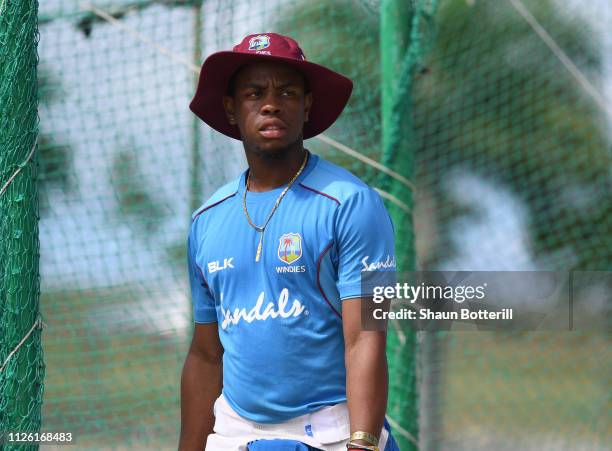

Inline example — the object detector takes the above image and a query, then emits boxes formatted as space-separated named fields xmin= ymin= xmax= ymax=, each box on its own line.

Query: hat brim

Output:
xmin=189 ymin=51 xmax=353 ymax=140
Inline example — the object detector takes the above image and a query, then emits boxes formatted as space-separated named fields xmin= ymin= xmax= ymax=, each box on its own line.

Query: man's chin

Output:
xmin=251 ymin=139 xmax=300 ymax=159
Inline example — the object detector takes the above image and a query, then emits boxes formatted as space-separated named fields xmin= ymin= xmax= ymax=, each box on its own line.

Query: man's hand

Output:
xmin=342 ymin=297 xmax=388 ymax=447
xmin=178 ymin=323 xmax=223 ymax=451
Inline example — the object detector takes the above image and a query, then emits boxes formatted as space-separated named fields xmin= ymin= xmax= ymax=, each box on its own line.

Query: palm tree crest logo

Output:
xmin=248 ymin=35 xmax=270 ymax=51
xmin=278 ymin=233 xmax=302 ymax=264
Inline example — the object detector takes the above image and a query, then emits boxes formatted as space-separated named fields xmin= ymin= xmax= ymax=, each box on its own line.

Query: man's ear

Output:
xmin=304 ymin=92 xmax=313 ymax=123
xmin=223 ymin=96 xmax=236 ymax=125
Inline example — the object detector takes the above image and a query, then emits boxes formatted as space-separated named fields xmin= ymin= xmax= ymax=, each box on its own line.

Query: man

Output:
xmin=179 ymin=33 xmax=399 ymax=451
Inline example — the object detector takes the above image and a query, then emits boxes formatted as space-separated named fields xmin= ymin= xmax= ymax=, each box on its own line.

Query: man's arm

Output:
xmin=178 ymin=322 xmax=223 ymax=451
xmin=343 ymin=298 xmax=388 ymax=447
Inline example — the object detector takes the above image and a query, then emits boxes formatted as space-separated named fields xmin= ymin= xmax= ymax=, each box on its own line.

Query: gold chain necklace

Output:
xmin=243 ymin=151 xmax=309 ymax=262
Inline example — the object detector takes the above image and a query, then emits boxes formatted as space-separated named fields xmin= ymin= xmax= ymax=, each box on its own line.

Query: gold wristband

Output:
xmin=349 ymin=431 xmax=379 ymax=447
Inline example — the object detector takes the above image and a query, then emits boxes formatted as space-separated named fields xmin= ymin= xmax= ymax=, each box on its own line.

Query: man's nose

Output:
xmin=261 ymin=92 xmax=281 ymax=115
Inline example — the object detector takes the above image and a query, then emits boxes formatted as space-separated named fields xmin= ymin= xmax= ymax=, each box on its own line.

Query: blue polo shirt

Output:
xmin=187 ymin=153 xmax=395 ymax=423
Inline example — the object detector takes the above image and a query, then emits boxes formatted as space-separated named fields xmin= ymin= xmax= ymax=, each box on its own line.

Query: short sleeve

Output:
xmin=335 ymin=188 xmax=396 ymax=300
xmin=187 ymin=221 xmax=218 ymax=323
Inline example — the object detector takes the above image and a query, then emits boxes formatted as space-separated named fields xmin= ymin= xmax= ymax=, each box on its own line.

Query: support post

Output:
xmin=0 ymin=0 xmax=44 ymax=448
xmin=380 ymin=1 xmax=418 ymax=449
xmin=190 ymin=0 xmax=203 ymax=215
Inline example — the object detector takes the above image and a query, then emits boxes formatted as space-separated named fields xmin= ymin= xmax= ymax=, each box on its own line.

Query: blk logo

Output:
xmin=208 ymin=258 xmax=234 ymax=274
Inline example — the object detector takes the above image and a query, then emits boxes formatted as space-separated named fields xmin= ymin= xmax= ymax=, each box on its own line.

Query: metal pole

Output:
xmin=190 ymin=0 xmax=203 ymax=215
xmin=419 ymin=331 xmax=446 ymax=451
xmin=380 ymin=1 xmax=418 ymax=450
xmin=187 ymin=0 xmax=203 ymax=329
xmin=0 ymin=0 xmax=44 ymax=446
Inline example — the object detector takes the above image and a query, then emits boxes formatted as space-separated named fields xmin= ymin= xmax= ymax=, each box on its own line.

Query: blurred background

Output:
xmin=16 ymin=0 xmax=612 ymax=449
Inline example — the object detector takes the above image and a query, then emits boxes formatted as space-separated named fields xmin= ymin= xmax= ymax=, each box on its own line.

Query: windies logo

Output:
xmin=278 ymin=233 xmax=302 ymax=264
xmin=248 ymin=35 xmax=270 ymax=51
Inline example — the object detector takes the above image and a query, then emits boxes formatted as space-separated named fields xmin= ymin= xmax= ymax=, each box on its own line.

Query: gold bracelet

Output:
xmin=349 ymin=431 xmax=379 ymax=446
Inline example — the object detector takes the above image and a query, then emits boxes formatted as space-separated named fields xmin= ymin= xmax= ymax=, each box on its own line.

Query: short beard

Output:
xmin=250 ymin=135 xmax=303 ymax=161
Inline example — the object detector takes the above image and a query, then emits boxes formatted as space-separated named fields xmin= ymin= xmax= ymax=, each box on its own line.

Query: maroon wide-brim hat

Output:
xmin=189 ymin=32 xmax=353 ymax=140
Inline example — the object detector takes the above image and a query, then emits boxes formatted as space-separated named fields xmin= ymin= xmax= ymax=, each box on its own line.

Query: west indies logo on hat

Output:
xmin=248 ymin=35 xmax=270 ymax=51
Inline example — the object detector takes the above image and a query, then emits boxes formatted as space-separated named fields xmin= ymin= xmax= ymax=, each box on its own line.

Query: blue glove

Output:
xmin=247 ymin=439 xmax=322 ymax=451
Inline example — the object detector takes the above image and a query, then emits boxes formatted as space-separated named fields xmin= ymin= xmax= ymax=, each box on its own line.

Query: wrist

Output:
xmin=347 ymin=430 xmax=380 ymax=451
xmin=349 ymin=430 xmax=379 ymax=446
xmin=346 ymin=443 xmax=379 ymax=451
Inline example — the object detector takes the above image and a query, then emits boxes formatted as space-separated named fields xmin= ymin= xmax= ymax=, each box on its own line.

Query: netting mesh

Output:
xmin=414 ymin=1 xmax=610 ymax=449
xmin=35 ymin=1 xmax=424 ymax=449
xmin=0 ymin=0 xmax=44 ymax=449
xmin=1 ymin=0 xmax=610 ymax=449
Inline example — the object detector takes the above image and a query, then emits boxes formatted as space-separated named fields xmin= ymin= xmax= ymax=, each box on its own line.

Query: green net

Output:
xmin=0 ymin=0 xmax=44 ymax=449
xmin=2 ymin=0 xmax=609 ymax=449
xmin=34 ymin=1 xmax=425 ymax=449
xmin=413 ymin=1 xmax=611 ymax=449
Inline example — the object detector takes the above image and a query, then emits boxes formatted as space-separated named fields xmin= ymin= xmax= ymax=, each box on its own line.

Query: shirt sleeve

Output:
xmin=335 ymin=188 xmax=396 ymax=300
xmin=187 ymin=221 xmax=218 ymax=323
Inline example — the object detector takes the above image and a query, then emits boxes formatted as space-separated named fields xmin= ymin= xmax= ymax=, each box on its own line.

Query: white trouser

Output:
xmin=205 ymin=394 xmax=389 ymax=451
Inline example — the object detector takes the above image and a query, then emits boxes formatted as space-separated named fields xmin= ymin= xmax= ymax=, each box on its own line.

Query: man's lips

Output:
xmin=259 ymin=128 xmax=287 ymax=138
xmin=258 ymin=121 xmax=287 ymax=139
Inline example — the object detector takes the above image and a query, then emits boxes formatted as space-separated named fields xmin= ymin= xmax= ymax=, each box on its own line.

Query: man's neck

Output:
xmin=245 ymin=144 xmax=308 ymax=192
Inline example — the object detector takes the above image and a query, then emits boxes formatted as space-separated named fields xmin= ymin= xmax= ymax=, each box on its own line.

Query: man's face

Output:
xmin=223 ymin=62 xmax=313 ymax=155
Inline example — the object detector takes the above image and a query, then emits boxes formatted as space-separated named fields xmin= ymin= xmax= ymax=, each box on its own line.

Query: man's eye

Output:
xmin=246 ymin=91 xmax=260 ymax=98
xmin=282 ymin=90 xmax=296 ymax=96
